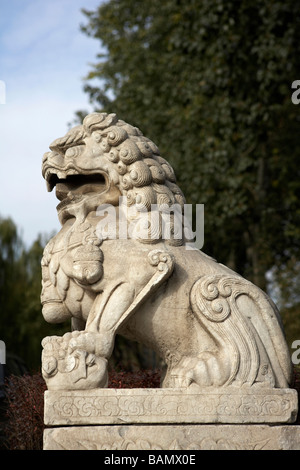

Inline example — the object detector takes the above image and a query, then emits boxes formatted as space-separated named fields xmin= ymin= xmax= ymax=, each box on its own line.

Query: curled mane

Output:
xmin=86 ymin=113 xmax=186 ymax=246
xmin=83 ymin=113 xmax=185 ymax=208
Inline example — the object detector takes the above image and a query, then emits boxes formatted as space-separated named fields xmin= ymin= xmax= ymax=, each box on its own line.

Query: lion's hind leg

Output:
xmin=163 ymin=351 xmax=231 ymax=388
xmin=190 ymin=274 xmax=292 ymax=389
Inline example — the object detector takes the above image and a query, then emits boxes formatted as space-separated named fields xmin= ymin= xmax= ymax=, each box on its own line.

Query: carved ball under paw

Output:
xmin=41 ymin=334 xmax=108 ymax=391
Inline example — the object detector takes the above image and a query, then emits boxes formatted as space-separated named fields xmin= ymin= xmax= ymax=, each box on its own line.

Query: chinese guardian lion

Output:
xmin=41 ymin=112 xmax=292 ymax=391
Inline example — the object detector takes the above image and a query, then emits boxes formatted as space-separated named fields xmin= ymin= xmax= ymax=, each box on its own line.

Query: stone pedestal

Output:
xmin=43 ymin=387 xmax=300 ymax=450
xmin=44 ymin=424 xmax=300 ymax=450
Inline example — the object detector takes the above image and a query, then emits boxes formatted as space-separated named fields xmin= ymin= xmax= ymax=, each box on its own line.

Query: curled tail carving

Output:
xmin=190 ymin=275 xmax=292 ymax=388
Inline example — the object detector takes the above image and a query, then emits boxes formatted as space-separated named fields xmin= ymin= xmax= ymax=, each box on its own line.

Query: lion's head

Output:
xmin=42 ymin=112 xmax=187 ymax=245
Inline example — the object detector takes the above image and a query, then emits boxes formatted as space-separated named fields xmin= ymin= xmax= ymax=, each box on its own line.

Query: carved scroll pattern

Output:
xmin=48 ymin=432 xmax=271 ymax=451
xmin=191 ymin=275 xmax=268 ymax=386
xmin=46 ymin=390 xmax=297 ymax=424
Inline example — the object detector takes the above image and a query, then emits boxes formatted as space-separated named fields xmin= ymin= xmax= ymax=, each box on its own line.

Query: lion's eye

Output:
xmin=65 ymin=148 xmax=76 ymax=158
xmin=65 ymin=146 xmax=84 ymax=158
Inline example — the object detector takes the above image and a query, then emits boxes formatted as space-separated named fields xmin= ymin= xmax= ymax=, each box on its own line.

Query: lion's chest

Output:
xmin=41 ymin=218 xmax=104 ymax=320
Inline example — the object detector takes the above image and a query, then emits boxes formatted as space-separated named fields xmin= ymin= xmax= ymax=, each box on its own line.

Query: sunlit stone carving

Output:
xmin=41 ymin=112 xmax=293 ymax=393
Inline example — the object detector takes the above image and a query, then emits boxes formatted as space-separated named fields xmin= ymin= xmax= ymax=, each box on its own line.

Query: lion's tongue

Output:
xmin=55 ymin=182 xmax=70 ymax=201
xmin=56 ymin=181 xmax=106 ymax=201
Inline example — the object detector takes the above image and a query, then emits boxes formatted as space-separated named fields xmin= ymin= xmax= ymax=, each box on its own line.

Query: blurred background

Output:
xmin=0 ymin=0 xmax=300 ymax=373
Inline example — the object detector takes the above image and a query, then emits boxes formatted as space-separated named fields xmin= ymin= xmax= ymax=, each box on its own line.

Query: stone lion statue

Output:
xmin=41 ymin=112 xmax=292 ymax=391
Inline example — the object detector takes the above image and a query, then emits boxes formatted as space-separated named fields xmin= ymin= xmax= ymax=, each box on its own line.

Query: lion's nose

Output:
xmin=42 ymin=151 xmax=51 ymax=163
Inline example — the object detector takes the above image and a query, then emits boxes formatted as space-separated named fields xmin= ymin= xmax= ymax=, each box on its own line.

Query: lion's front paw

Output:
xmin=67 ymin=330 xmax=114 ymax=359
xmin=67 ymin=330 xmax=98 ymax=355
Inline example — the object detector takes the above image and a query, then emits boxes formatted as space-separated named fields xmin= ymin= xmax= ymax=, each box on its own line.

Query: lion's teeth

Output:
xmin=57 ymin=171 xmax=67 ymax=180
xmin=67 ymin=169 xmax=78 ymax=175
xmin=46 ymin=181 xmax=52 ymax=192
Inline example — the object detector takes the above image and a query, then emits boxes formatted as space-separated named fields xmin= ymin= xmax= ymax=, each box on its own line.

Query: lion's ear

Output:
xmin=83 ymin=112 xmax=118 ymax=133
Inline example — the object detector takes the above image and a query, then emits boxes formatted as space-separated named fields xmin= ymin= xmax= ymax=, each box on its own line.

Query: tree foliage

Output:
xmin=0 ymin=217 xmax=66 ymax=370
xmin=80 ymin=0 xmax=300 ymax=296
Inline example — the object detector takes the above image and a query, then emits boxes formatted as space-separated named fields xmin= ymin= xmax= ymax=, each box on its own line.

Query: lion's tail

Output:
xmin=190 ymin=275 xmax=292 ymax=388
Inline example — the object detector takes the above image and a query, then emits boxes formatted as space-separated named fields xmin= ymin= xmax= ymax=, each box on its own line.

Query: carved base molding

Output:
xmin=43 ymin=423 xmax=300 ymax=450
xmin=44 ymin=388 xmax=299 ymax=450
xmin=44 ymin=387 xmax=298 ymax=426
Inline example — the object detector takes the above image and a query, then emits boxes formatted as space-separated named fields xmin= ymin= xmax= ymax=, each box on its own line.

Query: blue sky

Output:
xmin=0 ymin=0 xmax=103 ymax=247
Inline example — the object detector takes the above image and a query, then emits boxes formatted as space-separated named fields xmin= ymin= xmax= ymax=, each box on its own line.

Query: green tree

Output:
xmin=17 ymin=234 xmax=58 ymax=370
xmin=80 ymin=0 xmax=300 ymax=297
xmin=0 ymin=217 xmax=67 ymax=371
xmin=0 ymin=217 xmax=26 ymax=359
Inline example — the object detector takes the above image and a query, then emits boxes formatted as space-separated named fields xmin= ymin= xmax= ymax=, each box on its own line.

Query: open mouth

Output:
xmin=55 ymin=173 xmax=107 ymax=201
xmin=44 ymin=170 xmax=108 ymax=203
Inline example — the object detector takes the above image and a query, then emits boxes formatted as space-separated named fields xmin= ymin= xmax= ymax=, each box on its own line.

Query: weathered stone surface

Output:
xmin=43 ymin=424 xmax=300 ymax=450
xmin=44 ymin=387 xmax=298 ymax=426
xmin=41 ymin=113 xmax=298 ymax=451
xmin=40 ymin=112 xmax=294 ymax=393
